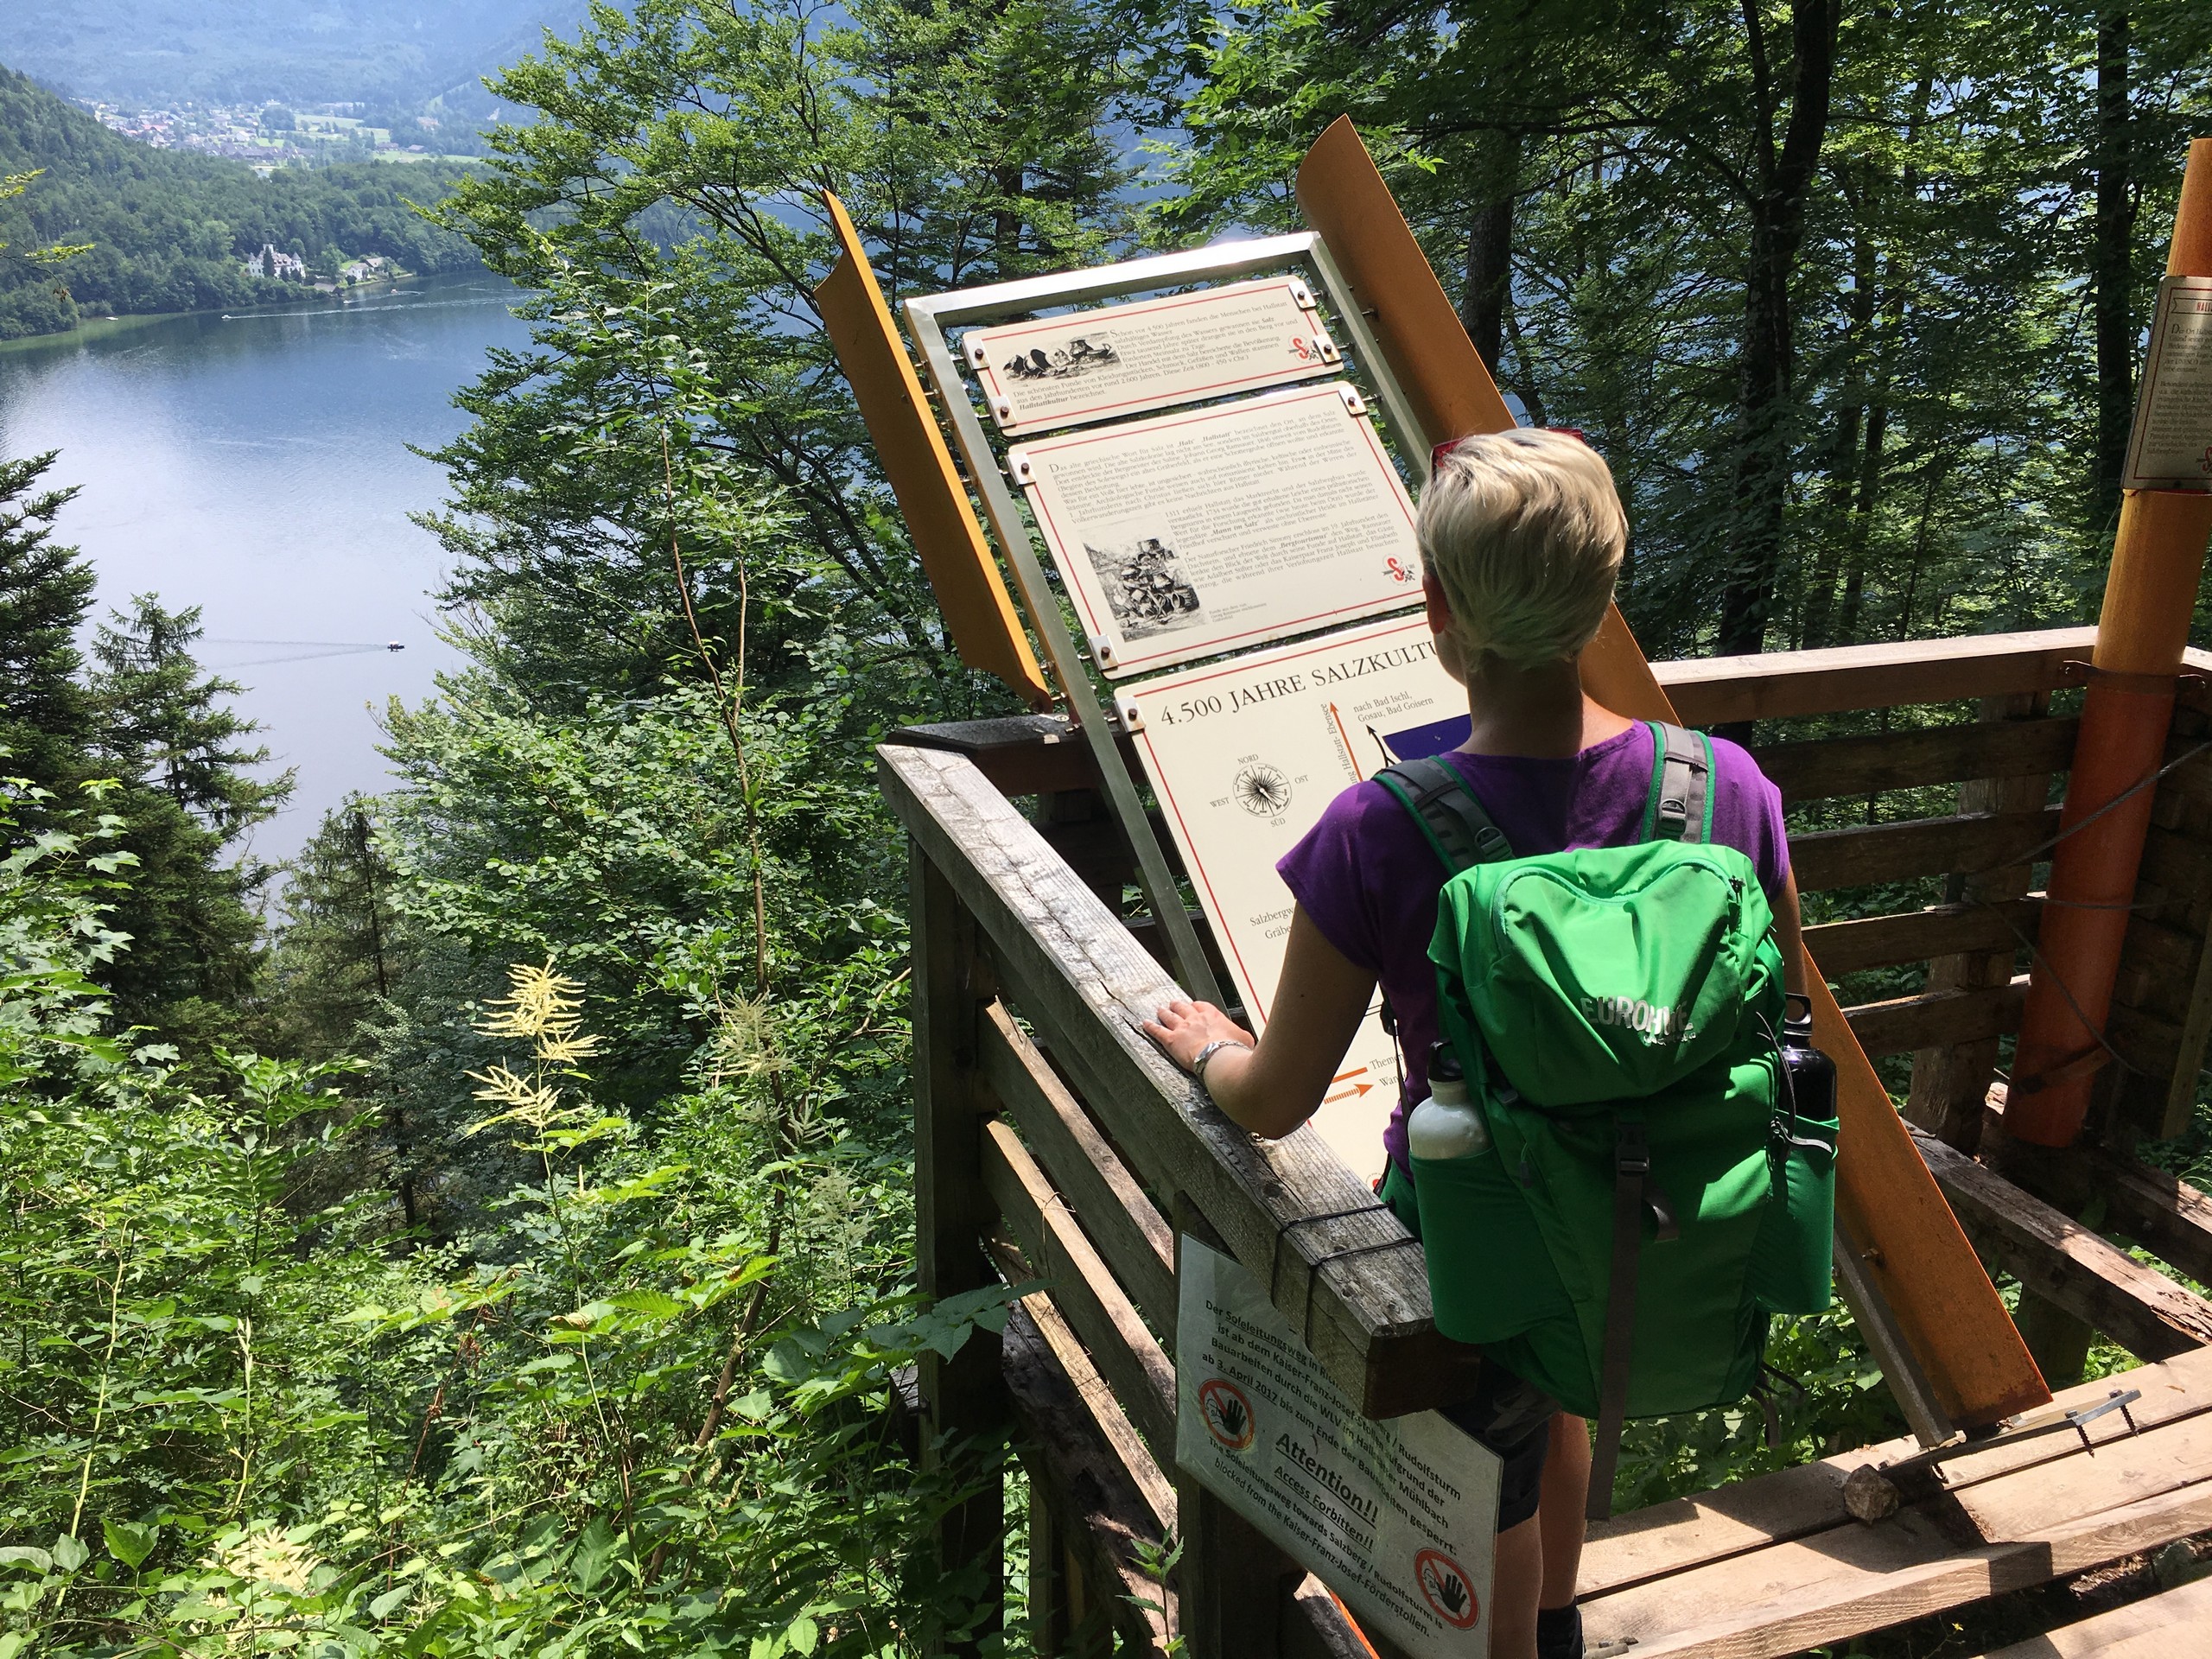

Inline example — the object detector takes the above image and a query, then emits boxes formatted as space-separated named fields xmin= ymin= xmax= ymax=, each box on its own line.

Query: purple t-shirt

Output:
xmin=1276 ymin=722 xmax=1789 ymax=1177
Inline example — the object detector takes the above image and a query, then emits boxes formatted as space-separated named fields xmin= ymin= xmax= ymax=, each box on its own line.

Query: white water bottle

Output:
xmin=1407 ymin=1041 xmax=1491 ymax=1160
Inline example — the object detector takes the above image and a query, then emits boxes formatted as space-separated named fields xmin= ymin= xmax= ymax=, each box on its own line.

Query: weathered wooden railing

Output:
xmin=882 ymin=623 xmax=2212 ymax=1659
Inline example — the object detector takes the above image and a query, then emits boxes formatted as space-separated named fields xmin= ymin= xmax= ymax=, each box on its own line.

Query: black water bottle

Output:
xmin=1779 ymin=993 xmax=1837 ymax=1120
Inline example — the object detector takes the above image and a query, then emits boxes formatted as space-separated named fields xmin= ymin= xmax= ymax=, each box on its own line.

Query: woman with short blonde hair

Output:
xmin=1148 ymin=428 xmax=1802 ymax=1659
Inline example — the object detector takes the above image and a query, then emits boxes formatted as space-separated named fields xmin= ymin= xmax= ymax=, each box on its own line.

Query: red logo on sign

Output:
xmin=1414 ymin=1548 xmax=1480 ymax=1629
xmin=1197 ymin=1378 xmax=1255 ymax=1451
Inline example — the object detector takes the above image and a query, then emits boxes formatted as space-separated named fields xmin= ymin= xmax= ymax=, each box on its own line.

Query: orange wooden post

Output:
xmin=815 ymin=193 xmax=1055 ymax=710
xmin=2009 ymin=139 xmax=2212 ymax=1147
xmin=1295 ymin=116 xmax=2050 ymax=1428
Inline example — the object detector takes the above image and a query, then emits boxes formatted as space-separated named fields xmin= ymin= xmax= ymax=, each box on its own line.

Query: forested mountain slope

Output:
xmin=0 ymin=66 xmax=479 ymax=338
xmin=0 ymin=1 xmax=590 ymax=108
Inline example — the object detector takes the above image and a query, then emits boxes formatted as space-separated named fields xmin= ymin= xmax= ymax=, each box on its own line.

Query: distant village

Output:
xmin=241 ymin=245 xmax=404 ymax=292
xmin=74 ymin=97 xmax=449 ymax=173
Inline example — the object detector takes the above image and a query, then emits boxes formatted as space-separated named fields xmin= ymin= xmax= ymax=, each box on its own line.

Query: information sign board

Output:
xmin=2123 ymin=275 xmax=2212 ymax=492
xmin=965 ymin=276 xmax=1340 ymax=436
xmin=1009 ymin=383 xmax=1424 ymax=679
xmin=1122 ymin=614 xmax=1466 ymax=1176
xmin=1178 ymin=1237 xmax=1499 ymax=1659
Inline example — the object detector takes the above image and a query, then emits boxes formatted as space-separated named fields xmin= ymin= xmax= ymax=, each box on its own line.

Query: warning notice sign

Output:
xmin=1176 ymin=1238 xmax=1500 ymax=1659
xmin=2123 ymin=275 xmax=2212 ymax=492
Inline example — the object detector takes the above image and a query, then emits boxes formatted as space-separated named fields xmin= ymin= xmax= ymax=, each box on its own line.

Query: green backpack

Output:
xmin=1375 ymin=723 xmax=1835 ymax=1517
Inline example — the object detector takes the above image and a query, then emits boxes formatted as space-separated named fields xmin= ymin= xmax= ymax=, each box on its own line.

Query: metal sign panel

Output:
xmin=1121 ymin=613 xmax=1467 ymax=1177
xmin=1178 ymin=1237 xmax=1499 ymax=1659
xmin=1009 ymin=382 xmax=1423 ymax=679
xmin=2123 ymin=275 xmax=2212 ymax=492
xmin=966 ymin=276 xmax=1340 ymax=435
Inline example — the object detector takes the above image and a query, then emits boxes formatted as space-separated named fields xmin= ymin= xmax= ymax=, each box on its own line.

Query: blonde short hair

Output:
xmin=1418 ymin=428 xmax=1626 ymax=669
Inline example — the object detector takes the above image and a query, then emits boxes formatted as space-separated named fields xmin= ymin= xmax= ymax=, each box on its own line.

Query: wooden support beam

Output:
xmin=2077 ymin=1148 xmax=2212 ymax=1287
xmin=1001 ymin=1298 xmax=1173 ymax=1658
xmin=1912 ymin=1128 xmax=2212 ymax=1361
xmin=1751 ymin=714 xmax=2076 ymax=805
xmin=1806 ymin=900 xmax=2040 ymax=976
xmin=982 ymin=1118 xmax=1178 ymax=1453
xmin=1909 ymin=692 xmax=2055 ymax=1154
xmin=881 ymin=743 xmax=1475 ymax=1420
xmin=1790 ymin=809 xmax=2059 ymax=893
xmin=1847 ymin=977 xmax=2026 ymax=1060
xmin=910 ymin=852 xmax=1006 ymax=1651
xmin=979 ymin=1001 xmax=1178 ymax=1334
xmin=1284 ymin=1580 xmax=1383 ymax=1659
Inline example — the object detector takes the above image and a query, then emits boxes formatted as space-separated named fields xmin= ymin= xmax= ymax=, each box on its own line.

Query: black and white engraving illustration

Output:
xmin=1001 ymin=335 xmax=1120 ymax=381
xmin=1086 ymin=535 xmax=1205 ymax=639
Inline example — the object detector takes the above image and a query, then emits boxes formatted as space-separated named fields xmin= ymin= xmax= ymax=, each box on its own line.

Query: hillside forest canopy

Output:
xmin=0 ymin=68 xmax=482 ymax=339
xmin=3 ymin=0 xmax=2212 ymax=1654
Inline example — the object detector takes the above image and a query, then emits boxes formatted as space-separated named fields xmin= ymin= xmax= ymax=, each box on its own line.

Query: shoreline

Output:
xmin=0 ymin=269 xmax=480 ymax=354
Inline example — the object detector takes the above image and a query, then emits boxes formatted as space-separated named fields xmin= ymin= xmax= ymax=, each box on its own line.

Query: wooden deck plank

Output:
xmin=1973 ymin=1574 xmax=2212 ymax=1656
xmin=1581 ymin=1350 xmax=2212 ymax=1658
xmin=1580 ymin=1347 xmax=2212 ymax=1600
xmin=1586 ymin=1481 xmax=2212 ymax=1659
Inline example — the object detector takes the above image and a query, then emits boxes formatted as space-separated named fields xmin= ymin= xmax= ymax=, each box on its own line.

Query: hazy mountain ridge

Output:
xmin=0 ymin=2 xmax=593 ymax=109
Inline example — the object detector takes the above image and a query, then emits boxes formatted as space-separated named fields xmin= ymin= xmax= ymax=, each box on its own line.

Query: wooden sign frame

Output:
xmin=815 ymin=193 xmax=1054 ymax=710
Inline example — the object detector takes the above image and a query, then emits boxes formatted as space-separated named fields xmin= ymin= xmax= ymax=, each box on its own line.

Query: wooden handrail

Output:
xmin=1656 ymin=627 xmax=2098 ymax=724
xmin=880 ymin=741 xmax=1482 ymax=1418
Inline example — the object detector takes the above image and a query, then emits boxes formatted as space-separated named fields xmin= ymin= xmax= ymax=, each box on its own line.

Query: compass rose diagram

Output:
xmin=1234 ymin=762 xmax=1294 ymax=818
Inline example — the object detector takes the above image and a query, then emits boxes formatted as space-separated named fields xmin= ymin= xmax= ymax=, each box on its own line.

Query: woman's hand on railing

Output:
xmin=1144 ymin=999 xmax=1255 ymax=1077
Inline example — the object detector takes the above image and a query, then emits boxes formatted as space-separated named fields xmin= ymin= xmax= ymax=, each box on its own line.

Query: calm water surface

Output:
xmin=0 ymin=274 xmax=535 ymax=860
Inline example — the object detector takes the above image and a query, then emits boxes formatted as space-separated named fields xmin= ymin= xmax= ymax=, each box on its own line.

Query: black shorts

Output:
xmin=1441 ymin=1362 xmax=1555 ymax=1529
xmin=1381 ymin=1160 xmax=1558 ymax=1529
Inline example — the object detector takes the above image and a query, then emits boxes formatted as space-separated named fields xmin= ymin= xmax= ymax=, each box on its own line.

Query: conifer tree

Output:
xmin=0 ymin=449 xmax=95 ymax=807
xmin=86 ymin=594 xmax=293 ymax=1046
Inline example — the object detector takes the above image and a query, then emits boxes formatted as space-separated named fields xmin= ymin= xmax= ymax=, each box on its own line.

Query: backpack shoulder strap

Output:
xmin=1637 ymin=721 xmax=1714 ymax=844
xmin=1373 ymin=756 xmax=1513 ymax=873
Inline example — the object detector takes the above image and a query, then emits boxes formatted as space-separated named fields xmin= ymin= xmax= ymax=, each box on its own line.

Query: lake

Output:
xmin=0 ymin=273 xmax=535 ymax=861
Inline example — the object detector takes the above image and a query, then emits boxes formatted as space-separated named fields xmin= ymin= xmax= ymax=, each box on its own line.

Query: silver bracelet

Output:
xmin=1192 ymin=1039 xmax=1254 ymax=1095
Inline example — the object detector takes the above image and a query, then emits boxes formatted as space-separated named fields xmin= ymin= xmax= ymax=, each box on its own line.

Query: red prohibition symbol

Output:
xmin=1414 ymin=1548 xmax=1480 ymax=1630
xmin=1197 ymin=1377 xmax=1256 ymax=1451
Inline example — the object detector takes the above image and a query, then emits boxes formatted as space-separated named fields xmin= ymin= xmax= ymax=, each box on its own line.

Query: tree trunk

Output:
xmin=2093 ymin=10 xmax=2134 ymax=526
xmin=1461 ymin=132 xmax=1522 ymax=377
xmin=1716 ymin=0 xmax=1841 ymax=657
xmin=1836 ymin=399 xmax=1889 ymax=644
xmin=1801 ymin=196 xmax=1876 ymax=647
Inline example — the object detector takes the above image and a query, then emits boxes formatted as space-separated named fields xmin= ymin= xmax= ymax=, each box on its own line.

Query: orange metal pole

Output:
xmin=2008 ymin=138 xmax=2212 ymax=1147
